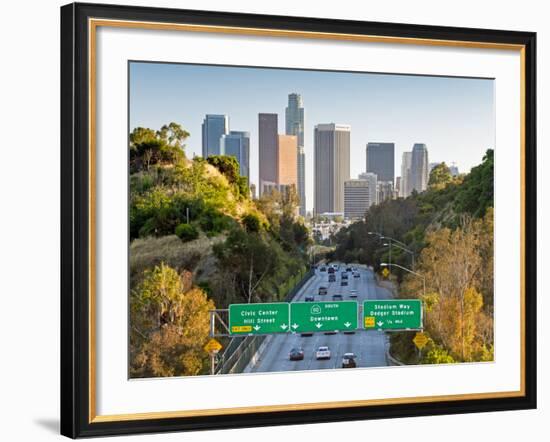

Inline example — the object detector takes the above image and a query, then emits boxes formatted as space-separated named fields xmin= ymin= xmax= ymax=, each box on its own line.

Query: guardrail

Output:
xmin=216 ymin=268 xmax=315 ymax=374
xmin=385 ymin=350 xmax=405 ymax=366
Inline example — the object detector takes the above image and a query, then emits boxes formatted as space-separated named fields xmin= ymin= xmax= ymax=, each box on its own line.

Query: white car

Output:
xmin=316 ymin=346 xmax=331 ymax=360
xmin=349 ymin=289 xmax=358 ymax=298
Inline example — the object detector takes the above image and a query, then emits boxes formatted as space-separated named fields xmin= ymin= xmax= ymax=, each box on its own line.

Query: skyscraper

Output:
xmin=220 ymin=131 xmax=250 ymax=179
xmin=201 ymin=114 xmax=229 ymax=158
xmin=366 ymin=142 xmax=395 ymax=183
xmin=410 ymin=143 xmax=429 ymax=193
xmin=314 ymin=124 xmax=351 ymax=215
xmin=358 ymin=172 xmax=378 ymax=207
xmin=449 ymin=163 xmax=459 ymax=177
xmin=258 ymin=113 xmax=278 ymax=195
xmin=400 ymin=151 xmax=412 ymax=197
xmin=344 ymin=179 xmax=371 ymax=220
xmin=277 ymin=135 xmax=298 ymax=187
xmin=377 ymin=181 xmax=395 ymax=203
xmin=286 ymin=93 xmax=306 ymax=216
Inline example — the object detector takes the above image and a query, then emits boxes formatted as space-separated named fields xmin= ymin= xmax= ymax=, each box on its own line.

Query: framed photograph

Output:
xmin=60 ymin=2 xmax=537 ymax=438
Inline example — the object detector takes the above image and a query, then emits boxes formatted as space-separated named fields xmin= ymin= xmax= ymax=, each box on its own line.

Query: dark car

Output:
xmin=328 ymin=267 xmax=335 ymax=274
xmin=346 ymin=267 xmax=352 ymax=272
xmin=300 ymin=332 xmax=313 ymax=337
xmin=340 ymin=280 xmax=348 ymax=286
xmin=341 ymin=272 xmax=348 ymax=279
xmin=332 ymin=294 xmax=343 ymax=301
xmin=320 ymin=266 xmax=327 ymax=272
xmin=318 ymin=286 xmax=328 ymax=295
xmin=342 ymin=353 xmax=357 ymax=368
xmin=354 ymin=272 xmax=360 ymax=278
xmin=305 ymin=295 xmax=315 ymax=302
xmin=289 ymin=348 xmax=305 ymax=361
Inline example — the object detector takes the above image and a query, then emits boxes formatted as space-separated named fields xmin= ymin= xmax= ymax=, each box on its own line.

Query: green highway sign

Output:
xmin=290 ymin=301 xmax=358 ymax=332
xmin=363 ymin=299 xmax=422 ymax=330
xmin=229 ymin=303 xmax=290 ymax=335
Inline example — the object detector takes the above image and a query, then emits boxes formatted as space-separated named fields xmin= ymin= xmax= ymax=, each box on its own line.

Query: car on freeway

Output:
xmin=341 ymin=271 xmax=348 ymax=278
xmin=300 ymin=332 xmax=313 ymax=337
xmin=328 ymin=267 xmax=335 ymax=274
xmin=346 ymin=267 xmax=352 ymax=272
xmin=332 ymin=294 xmax=343 ymax=301
xmin=315 ymin=346 xmax=331 ymax=360
xmin=320 ymin=266 xmax=327 ymax=272
xmin=342 ymin=353 xmax=357 ymax=368
xmin=328 ymin=274 xmax=336 ymax=282
xmin=318 ymin=286 xmax=328 ymax=295
xmin=289 ymin=348 xmax=305 ymax=361
xmin=354 ymin=272 xmax=360 ymax=278
xmin=340 ymin=279 xmax=348 ymax=286
xmin=305 ymin=295 xmax=315 ymax=302
xmin=349 ymin=289 xmax=358 ymax=298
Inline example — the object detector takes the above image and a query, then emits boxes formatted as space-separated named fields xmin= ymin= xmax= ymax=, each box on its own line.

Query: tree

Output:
xmin=242 ymin=213 xmax=262 ymax=233
xmin=156 ymin=122 xmax=190 ymax=149
xmin=213 ymin=228 xmax=276 ymax=303
xmin=130 ymin=263 xmax=215 ymax=377
xmin=129 ymin=123 xmax=187 ymax=172
xmin=454 ymin=149 xmax=493 ymax=217
xmin=428 ymin=162 xmax=453 ymax=190
xmin=401 ymin=215 xmax=493 ymax=362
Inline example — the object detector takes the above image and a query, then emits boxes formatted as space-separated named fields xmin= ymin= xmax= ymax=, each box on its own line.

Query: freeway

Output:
xmin=245 ymin=264 xmax=393 ymax=373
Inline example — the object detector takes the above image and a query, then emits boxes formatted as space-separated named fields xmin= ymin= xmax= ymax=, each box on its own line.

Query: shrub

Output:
xmin=242 ymin=213 xmax=262 ymax=233
xmin=175 ymin=223 xmax=199 ymax=242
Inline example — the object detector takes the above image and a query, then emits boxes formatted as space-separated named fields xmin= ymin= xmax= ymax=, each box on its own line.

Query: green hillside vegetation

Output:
xmin=330 ymin=150 xmax=494 ymax=364
xmin=129 ymin=123 xmax=310 ymax=377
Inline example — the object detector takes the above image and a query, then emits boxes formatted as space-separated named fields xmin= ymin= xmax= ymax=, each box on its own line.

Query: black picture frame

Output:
xmin=61 ymin=2 xmax=537 ymax=438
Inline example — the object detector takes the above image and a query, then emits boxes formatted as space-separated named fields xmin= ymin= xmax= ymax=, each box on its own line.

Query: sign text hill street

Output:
xmin=290 ymin=301 xmax=358 ymax=333
xmin=363 ymin=299 xmax=422 ymax=330
xmin=229 ymin=303 xmax=290 ymax=335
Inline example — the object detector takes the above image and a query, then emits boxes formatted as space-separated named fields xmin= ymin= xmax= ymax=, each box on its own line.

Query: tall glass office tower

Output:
xmin=410 ymin=143 xmax=429 ymax=193
xmin=220 ymin=131 xmax=250 ymax=179
xmin=201 ymin=114 xmax=229 ymax=158
xmin=285 ymin=93 xmax=306 ymax=215
xmin=366 ymin=142 xmax=395 ymax=183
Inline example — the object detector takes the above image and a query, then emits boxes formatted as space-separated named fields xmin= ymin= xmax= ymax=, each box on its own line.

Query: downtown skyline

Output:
xmin=129 ymin=62 xmax=495 ymax=212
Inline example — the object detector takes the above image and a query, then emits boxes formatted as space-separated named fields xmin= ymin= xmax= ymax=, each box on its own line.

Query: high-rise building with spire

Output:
xmin=285 ymin=93 xmax=306 ymax=215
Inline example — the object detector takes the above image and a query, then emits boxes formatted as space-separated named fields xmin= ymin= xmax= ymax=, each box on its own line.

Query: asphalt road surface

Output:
xmin=246 ymin=264 xmax=393 ymax=373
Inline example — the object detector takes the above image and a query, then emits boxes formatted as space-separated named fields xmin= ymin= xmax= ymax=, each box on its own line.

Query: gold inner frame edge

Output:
xmin=87 ymin=18 xmax=527 ymax=424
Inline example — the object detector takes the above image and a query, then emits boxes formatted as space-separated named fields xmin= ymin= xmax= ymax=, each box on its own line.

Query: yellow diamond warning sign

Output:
xmin=203 ymin=338 xmax=223 ymax=353
xmin=413 ymin=332 xmax=429 ymax=349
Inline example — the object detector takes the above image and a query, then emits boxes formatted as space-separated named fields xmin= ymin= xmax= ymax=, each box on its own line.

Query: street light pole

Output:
xmin=383 ymin=241 xmax=415 ymax=268
xmin=380 ymin=262 xmax=426 ymax=299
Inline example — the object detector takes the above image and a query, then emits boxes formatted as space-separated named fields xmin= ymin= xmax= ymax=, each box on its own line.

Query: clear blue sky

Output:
xmin=130 ymin=61 xmax=494 ymax=211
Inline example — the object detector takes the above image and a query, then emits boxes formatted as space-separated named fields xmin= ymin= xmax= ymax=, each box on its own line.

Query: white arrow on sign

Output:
xmin=315 ymin=322 xmax=322 ymax=329
xmin=377 ymin=321 xmax=384 ymax=327
xmin=253 ymin=325 xmax=261 ymax=331
xmin=344 ymin=322 xmax=351 ymax=328
xmin=291 ymin=323 xmax=299 ymax=330
xmin=280 ymin=324 xmax=288 ymax=330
